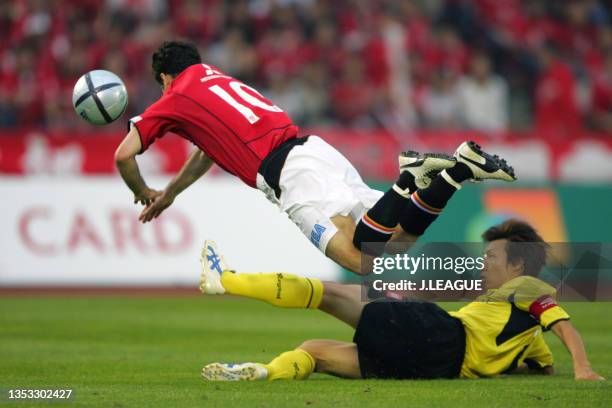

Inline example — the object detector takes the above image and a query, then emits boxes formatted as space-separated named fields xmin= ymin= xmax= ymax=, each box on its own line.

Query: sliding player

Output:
xmin=199 ymin=219 xmax=604 ymax=382
xmin=114 ymin=41 xmax=516 ymax=276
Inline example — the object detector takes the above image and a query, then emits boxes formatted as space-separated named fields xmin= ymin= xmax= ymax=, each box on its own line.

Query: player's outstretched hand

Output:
xmin=139 ymin=191 xmax=175 ymax=223
xmin=134 ymin=188 xmax=162 ymax=206
xmin=575 ymin=366 xmax=605 ymax=381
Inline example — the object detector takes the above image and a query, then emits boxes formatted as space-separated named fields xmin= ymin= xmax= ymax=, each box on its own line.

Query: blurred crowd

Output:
xmin=1 ymin=0 xmax=612 ymax=136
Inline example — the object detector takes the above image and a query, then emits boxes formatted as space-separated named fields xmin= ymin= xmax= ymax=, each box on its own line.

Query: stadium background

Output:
xmin=1 ymin=0 xmax=611 ymax=286
xmin=1 ymin=1 xmax=612 ymax=406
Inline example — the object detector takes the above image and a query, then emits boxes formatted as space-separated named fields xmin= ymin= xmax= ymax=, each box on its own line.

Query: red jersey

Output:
xmin=130 ymin=64 xmax=299 ymax=187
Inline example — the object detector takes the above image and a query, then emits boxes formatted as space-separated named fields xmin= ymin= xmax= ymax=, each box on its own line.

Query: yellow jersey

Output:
xmin=449 ymin=276 xmax=570 ymax=379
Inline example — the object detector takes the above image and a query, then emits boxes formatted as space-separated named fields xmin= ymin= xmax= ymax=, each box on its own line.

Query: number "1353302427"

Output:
xmin=5 ymin=389 xmax=73 ymax=400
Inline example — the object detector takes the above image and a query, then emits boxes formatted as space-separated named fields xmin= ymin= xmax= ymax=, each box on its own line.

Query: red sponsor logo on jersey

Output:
xmin=529 ymin=295 xmax=558 ymax=319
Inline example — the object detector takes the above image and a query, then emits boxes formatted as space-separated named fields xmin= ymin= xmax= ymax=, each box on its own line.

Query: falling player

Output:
xmin=114 ymin=41 xmax=516 ymax=275
xmin=198 ymin=220 xmax=605 ymax=382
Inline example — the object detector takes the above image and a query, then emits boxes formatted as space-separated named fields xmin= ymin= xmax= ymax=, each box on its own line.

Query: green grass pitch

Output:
xmin=1 ymin=296 xmax=611 ymax=407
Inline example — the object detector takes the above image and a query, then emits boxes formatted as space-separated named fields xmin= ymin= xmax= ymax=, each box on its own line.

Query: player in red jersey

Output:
xmin=115 ymin=41 xmax=516 ymax=275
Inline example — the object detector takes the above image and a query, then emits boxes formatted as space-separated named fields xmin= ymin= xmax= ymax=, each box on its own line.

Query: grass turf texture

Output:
xmin=1 ymin=296 xmax=611 ymax=408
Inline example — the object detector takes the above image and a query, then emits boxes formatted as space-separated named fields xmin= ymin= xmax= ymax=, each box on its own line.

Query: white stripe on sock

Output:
xmin=441 ymin=170 xmax=462 ymax=190
xmin=410 ymin=195 xmax=440 ymax=215
xmin=392 ymin=184 xmax=411 ymax=199
xmin=362 ymin=216 xmax=395 ymax=235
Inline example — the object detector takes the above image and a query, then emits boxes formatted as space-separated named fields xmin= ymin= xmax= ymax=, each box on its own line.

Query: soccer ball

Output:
xmin=72 ymin=70 xmax=128 ymax=125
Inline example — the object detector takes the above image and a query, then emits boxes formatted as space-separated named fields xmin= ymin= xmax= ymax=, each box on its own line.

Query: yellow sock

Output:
xmin=264 ymin=349 xmax=315 ymax=380
xmin=220 ymin=271 xmax=323 ymax=309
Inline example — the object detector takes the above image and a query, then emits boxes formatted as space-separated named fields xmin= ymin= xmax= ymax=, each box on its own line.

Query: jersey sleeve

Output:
xmin=129 ymin=94 xmax=178 ymax=153
xmin=512 ymin=277 xmax=570 ymax=330
xmin=523 ymin=331 xmax=554 ymax=368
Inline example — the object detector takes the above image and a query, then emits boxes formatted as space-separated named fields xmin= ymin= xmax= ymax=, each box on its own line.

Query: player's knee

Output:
xmin=297 ymin=340 xmax=322 ymax=362
xmin=298 ymin=340 xmax=359 ymax=377
xmin=325 ymin=235 xmax=365 ymax=275
xmin=297 ymin=340 xmax=332 ymax=369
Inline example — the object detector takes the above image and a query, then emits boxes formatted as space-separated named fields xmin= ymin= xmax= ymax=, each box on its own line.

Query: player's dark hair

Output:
xmin=152 ymin=41 xmax=202 ymax=85
xmin=482 ymin=219 xmax=549 ymax=276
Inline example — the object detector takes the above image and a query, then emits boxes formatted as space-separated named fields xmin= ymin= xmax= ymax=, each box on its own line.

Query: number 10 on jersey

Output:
xmin=202 ymin=67 xmax=283 ymax=124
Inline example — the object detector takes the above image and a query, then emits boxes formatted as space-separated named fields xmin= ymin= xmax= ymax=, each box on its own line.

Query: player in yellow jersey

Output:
xmin=449 ymin=224 xmax=574 ymax=379
xmin=198 ymin=218 xmax=604 ymax=382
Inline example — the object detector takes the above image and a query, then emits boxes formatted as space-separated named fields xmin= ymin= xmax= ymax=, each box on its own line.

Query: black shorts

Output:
xmin=353 ymin=299 xmax=466 ymax=379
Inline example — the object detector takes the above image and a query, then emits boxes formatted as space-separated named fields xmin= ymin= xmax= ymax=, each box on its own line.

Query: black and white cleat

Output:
xmin=454 ymin=141 xmax=516 ymax=182
xmin=399 ymin=151 xmax=457 ymax=189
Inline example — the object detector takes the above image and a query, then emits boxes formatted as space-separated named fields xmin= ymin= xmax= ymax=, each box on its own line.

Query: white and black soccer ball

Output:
xmin=72 ymin=70 xmax=128 ymax=125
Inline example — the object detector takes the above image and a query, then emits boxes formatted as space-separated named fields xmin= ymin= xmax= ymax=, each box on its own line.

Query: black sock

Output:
xmin=399 ymin=199 xmax=439 ymax=236
xmin=398 ymin=165 xmax=468 ymax=236
xmin=447 ymin=162 xmax=472 ymax=183
xmin=416 ymin=162 xmax=471 ymax=208
xmin=353 ymin=179 xmax=411 ymax=256
xmin=396 ymin=171 xmax=417 ymax=193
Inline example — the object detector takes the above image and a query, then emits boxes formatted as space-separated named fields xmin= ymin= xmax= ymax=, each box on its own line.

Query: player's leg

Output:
xmin=398 ymin=141 xmax=516 ymax=238
xmin=383 ymin=228 xmax=419 ymax=255
xmin=341 ymin=166 xmax=419 ymax=254
xmin=323 ymin=214 xmax=364 ymax=274
xmin=201 ymin=339 xmax=360 ymax=381
xmin=352 ymin=152 xmax=456 ymax=257
xmin=286 ymin=204 xmax=367 ymax=275
xmin=352 ymin=142 xmax=516 ymax=252
xmin=200 ymin=241 xmax=367 ymax=327
xmin=201 ymin=348 xmax=314 ymax=381
xmin=318 ymin=281 xmax=366 ymax=328
xmin=397 ymin=161 xmax=472 ymax=238
xmin=272 ymin=135 xmax=366 ymax=272
xmin=273 ymin=136 xmax=429 ymax=273
xmin=298 ymin=339 xmax=361 ymax=378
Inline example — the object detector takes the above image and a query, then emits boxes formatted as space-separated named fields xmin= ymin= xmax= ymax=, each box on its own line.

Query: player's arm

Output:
xmin=510 ymin=331 xmax=555 ymax=376
xmin=115 ymin=127 xmax=161 ymax=205
xmin=165 ymin=148 xmax=213 ymax=198
xmin=138 ymin=147 xmax=213 ymax=223
xmin=509 ymin=363 xmax=554 ymax=376
xmin=551 ymin=320 xmax=605 ymax=381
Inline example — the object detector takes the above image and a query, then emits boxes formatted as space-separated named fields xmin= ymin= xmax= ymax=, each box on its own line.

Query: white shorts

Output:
xmin=257 ymin=136 xmax=384 ymax=254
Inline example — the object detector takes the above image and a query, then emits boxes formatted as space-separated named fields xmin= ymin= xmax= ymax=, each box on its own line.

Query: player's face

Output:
xmin=482 ymin=239 xmax=521 ymax=290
